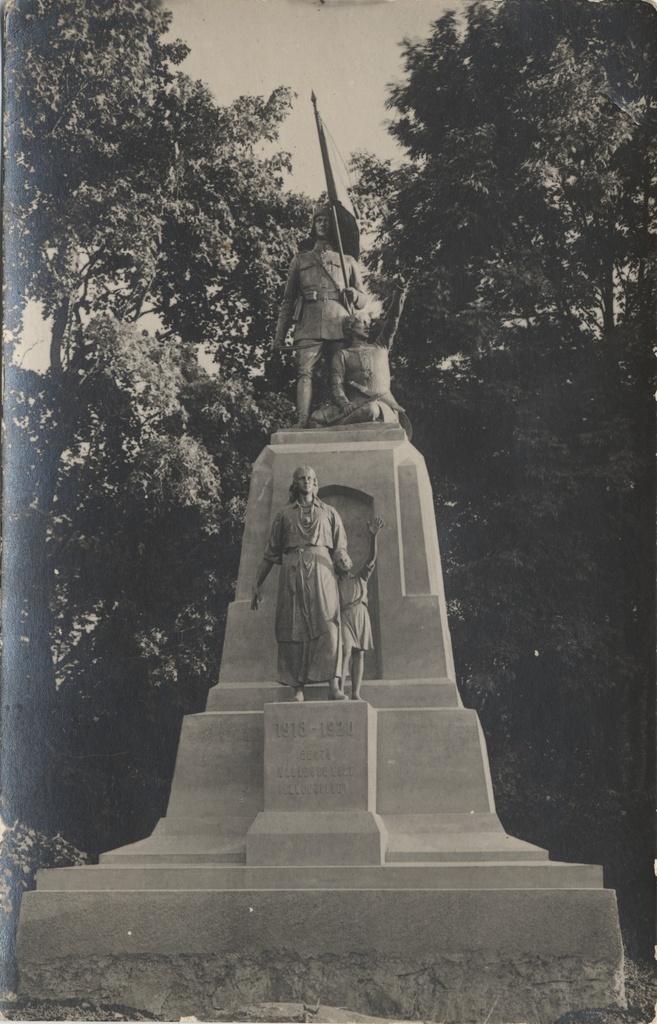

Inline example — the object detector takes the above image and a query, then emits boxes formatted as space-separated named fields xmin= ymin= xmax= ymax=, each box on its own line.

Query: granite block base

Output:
xmin=17 ymin=888 xmax=625 ymax=1024
xmin=246 ymin=811 xmax=387 ymax=865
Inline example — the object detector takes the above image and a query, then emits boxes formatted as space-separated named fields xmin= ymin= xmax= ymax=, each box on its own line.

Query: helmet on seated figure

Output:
xmin=343 ymin=311 xmax=371 ymax=343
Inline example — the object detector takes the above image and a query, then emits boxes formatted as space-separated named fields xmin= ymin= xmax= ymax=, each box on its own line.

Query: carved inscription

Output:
xmin=277 ymin=762 xmax=354 ymax=777
xmin=274 ymin=718 xmax=354 ymax=799
xmin=282 ymin=781 xmax=347 ymax=796
xmin=274 ymin=720 xmax=354 ymax=738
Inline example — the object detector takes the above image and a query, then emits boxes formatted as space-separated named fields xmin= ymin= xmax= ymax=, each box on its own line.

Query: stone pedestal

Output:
xmin=16 ymin=424 xmax=625 ymax=1024
xmin=218 ymin=423 xmax=455 ymax=685
xmin=247 ymin=702 xmax=386 ymax=865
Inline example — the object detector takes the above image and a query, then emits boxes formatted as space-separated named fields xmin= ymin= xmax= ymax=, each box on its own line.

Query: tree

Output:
xmin=352 ymin=0 xmax=655 ymax=956
xmin=4 ymin=1 xmax=306 ymax=371
xmin=2 ymin=0 xmax=302 ymax=849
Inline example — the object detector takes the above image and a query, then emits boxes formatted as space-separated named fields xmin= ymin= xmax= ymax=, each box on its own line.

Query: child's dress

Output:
xmin=338 ymin=561 xmax=375 ymax=650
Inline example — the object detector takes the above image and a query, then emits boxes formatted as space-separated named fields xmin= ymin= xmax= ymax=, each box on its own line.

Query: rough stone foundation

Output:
xmin=19 ymin=951 xmax=625 ymax=1024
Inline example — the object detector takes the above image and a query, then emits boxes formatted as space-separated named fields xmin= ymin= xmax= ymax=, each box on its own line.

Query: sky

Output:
xmin=15 ymin=0 xmax=459 ymax=371
xmin=165 ymin=0 xmax=459 ymax=197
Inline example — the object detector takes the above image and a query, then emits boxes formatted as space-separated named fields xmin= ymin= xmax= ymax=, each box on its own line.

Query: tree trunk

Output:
xmin=2 ymin=358 xmax=75 ymax=832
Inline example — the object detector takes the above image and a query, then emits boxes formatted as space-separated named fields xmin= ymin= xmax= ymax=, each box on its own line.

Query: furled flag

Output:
xmin=311 ymin=92 xmax=361 ymax=262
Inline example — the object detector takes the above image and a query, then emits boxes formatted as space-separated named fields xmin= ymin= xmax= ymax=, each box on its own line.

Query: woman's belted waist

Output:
xmin=283 ymin=544 xmax=328 ymax=554
xmin=282 ymin=546 xmax=335 ymax=579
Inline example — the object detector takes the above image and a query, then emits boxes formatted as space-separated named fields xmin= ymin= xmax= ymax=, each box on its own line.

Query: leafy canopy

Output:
xmin=2 ymin=0 xmax=301 ymax=857
xmin=351 ymin=0 xmax=655 ymax=955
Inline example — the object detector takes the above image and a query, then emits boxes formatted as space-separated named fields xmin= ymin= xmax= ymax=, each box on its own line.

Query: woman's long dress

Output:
xmin=263 ymin=497 xmax=347 ymax=686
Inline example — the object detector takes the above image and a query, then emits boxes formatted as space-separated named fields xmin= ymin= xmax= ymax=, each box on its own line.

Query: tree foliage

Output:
xmin=0 ymin=808 xmax=90 ymax=990
xmin=352 ymin=0 xmax=655 ymax=955
xmin=4 ymin=0 xmax=309 ymax=370
xmin=2 ymin=0 xmax=301 ymax=858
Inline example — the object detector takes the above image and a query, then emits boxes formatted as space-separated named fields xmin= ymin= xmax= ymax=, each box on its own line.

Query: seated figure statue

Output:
xmin=310 ymin=278 xmax=411 ymax=437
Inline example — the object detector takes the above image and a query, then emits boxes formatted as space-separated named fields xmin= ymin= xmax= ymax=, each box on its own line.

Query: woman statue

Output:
xmin=251 ymin=465 xmax=349 ymax=701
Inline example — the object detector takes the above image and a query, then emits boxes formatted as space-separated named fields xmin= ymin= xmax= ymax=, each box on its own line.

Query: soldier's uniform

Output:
xmin=275 ymin=211 xmax=367 ymax=426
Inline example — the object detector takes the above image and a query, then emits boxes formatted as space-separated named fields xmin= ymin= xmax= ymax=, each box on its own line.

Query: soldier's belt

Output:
xmin=302 ymin=291 xmax=340 ymax=302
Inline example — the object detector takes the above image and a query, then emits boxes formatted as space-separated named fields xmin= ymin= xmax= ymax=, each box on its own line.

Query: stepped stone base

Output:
xmin=246 ymin=811 xmax=388 ymax=865
xmin=18 ymin=889 xmax=624 ymax=1024
xmin=35 ymin=860 xmax=604 ymax=890
xmin=17 ymin=689 xmax=626 ymax=1023
xmin=207 ymin=678 xmax=461 ymax=710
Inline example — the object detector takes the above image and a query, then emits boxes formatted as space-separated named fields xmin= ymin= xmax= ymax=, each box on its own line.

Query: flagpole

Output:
xmin=311 ymin=92 xmax=353 ymax=312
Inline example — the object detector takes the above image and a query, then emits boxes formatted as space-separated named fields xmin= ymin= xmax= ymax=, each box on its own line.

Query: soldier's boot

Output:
xmin=295 ymin=375 xmax=313 ymax=428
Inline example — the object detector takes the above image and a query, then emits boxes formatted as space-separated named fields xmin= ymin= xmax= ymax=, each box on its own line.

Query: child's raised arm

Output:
xmin=361 ymin=516 xmax=385 ymax=579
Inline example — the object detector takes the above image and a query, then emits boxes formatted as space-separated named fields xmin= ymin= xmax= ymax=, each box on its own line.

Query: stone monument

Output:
xmin=17 ymin=420 xmax=625 ymax=1023
xmin=16 ymin=108 xmax=625 ymax=1018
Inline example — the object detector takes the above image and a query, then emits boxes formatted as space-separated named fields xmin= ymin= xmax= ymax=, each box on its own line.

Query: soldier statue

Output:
xmin=274 ymin=204 xmax=367 ymax=428
xmin=311 ymin=278 xmax=411 ymax=437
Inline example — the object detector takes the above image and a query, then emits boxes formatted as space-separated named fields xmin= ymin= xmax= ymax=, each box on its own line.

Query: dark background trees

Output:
xmin=2 ymin=0 xmax=302 ymax=859
xmin=352 ymin=0 xmax=655 ymax=960
xmin=1 ymin=0 xmax=654 ymax=993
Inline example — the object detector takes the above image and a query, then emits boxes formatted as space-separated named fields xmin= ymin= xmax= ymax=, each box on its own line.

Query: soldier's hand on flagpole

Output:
xmin=342 ymin=288 xmax=357 ymax=306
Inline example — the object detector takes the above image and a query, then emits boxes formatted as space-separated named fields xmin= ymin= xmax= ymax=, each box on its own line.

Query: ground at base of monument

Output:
xmin=0 ymin=1000 xmax=525 ymax=1024
xmin=0 ymin=996 xmax=160 ymax=1021
xmin=6 ymin=960 xmax=657 ymax=1024
xmin=212 ymin=1002 xmax=413 ymax=1023
xmin=0 ymin=996 xmax=410 ymax=1023
xmin=2 ymin=997 xmax=652 ymax=1024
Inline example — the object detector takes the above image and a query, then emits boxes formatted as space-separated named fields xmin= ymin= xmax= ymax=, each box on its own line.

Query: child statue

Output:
xmin=333 ymin=516 xmax=384 ymax=700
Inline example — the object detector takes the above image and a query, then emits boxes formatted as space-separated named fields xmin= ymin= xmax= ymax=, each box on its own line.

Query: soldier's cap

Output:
xmin=311 ymin=202 xmax=331 ymax=221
